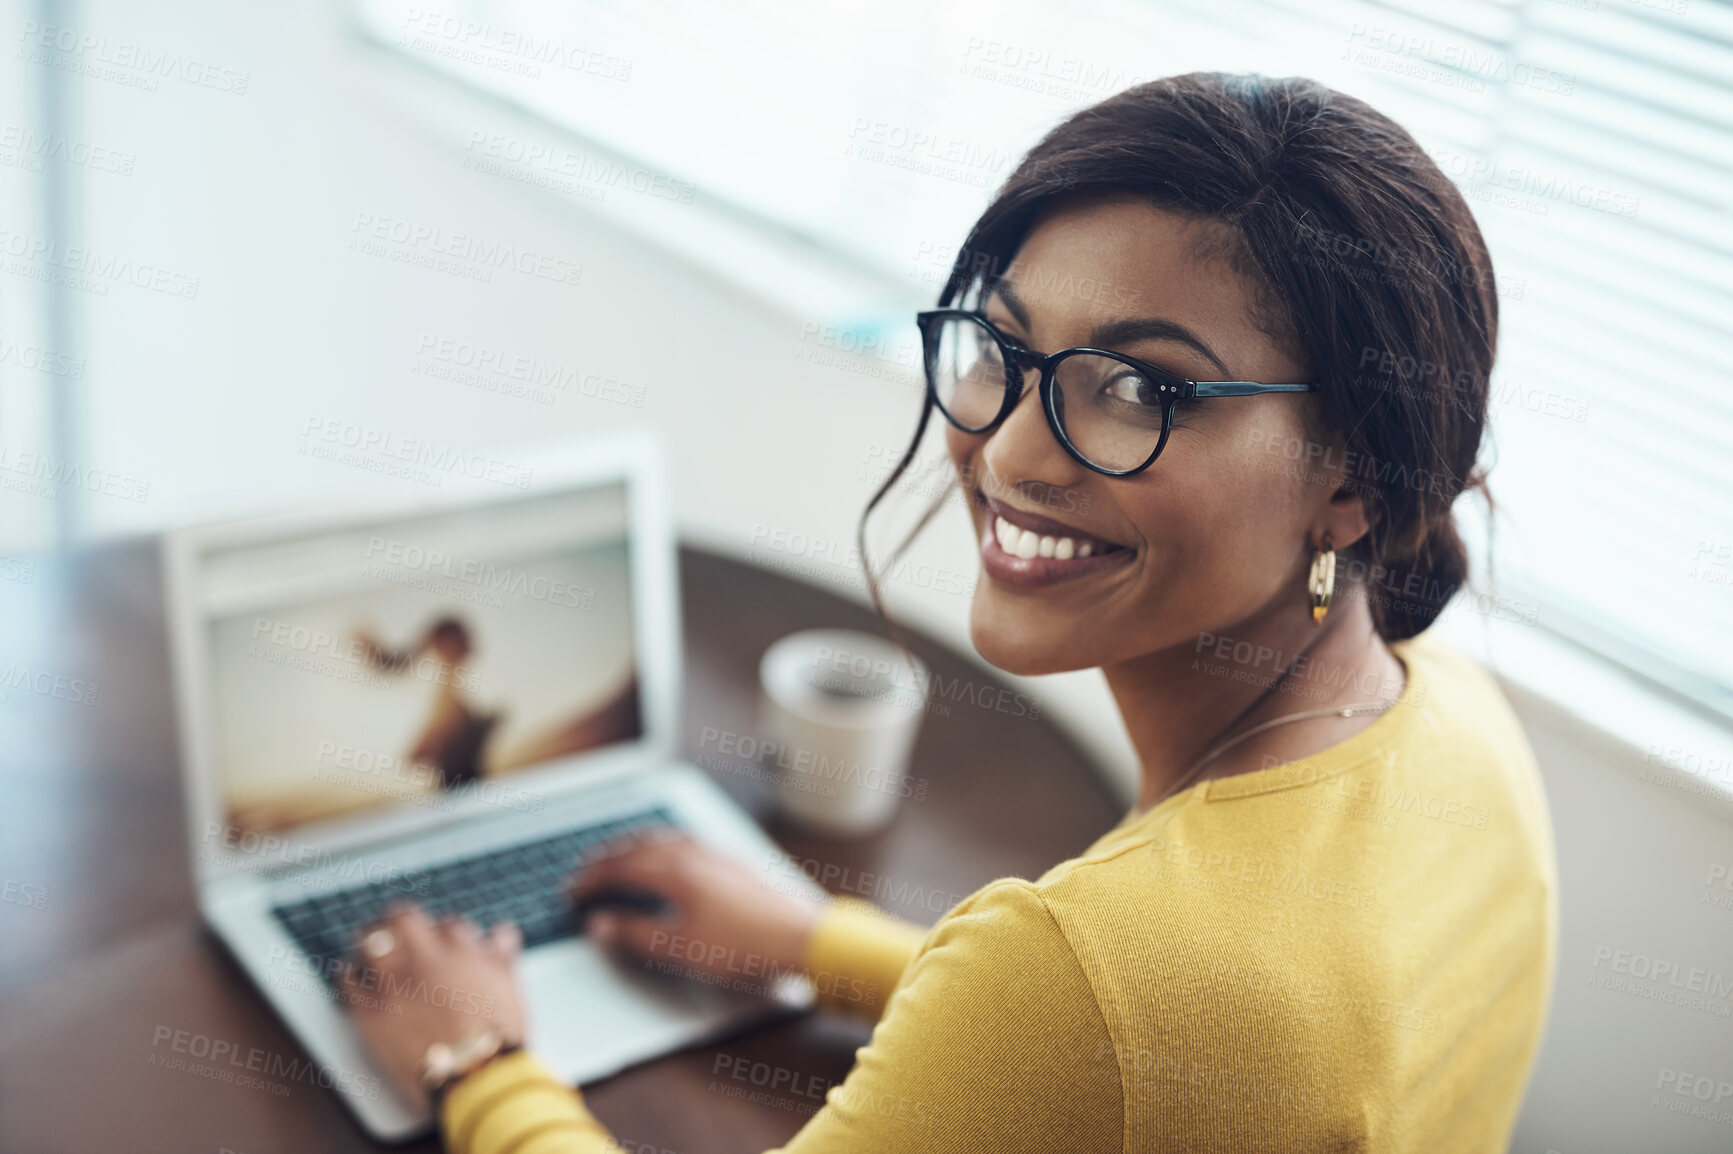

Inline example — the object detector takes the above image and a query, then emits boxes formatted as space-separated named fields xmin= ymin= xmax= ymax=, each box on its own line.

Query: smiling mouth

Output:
xmin=990 ymin=513 xmax=1127 ymax=561
xmin=979 ymin=490 xmax=1129 ymax=563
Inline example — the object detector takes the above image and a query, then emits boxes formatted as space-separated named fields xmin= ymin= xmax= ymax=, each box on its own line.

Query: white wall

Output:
xmin=1505 ymin=679 xmax=1733 ymax=1154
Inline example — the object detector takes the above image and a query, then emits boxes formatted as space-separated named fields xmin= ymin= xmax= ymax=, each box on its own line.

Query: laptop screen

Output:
xmin=195 ymin=482 xmax=641 ymax=837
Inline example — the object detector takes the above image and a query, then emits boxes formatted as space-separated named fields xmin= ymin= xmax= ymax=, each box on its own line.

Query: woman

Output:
xmin=342 ymin=73 xmax=1557 ymax=1151
xmin=356 ymin=616 xmax=500 ymax=791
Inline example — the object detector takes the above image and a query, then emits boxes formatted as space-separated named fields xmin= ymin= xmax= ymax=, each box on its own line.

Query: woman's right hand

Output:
xmin=568 ymin=831 xmax=830 ymax=985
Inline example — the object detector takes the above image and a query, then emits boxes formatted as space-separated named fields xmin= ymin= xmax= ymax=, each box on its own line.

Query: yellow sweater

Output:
xmin=442 ymin=633 xmax=1558 ymax=1152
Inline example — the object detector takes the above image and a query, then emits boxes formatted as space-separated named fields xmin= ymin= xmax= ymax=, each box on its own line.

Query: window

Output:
xmin=359 ymin=0 xmax=1733 ymax=715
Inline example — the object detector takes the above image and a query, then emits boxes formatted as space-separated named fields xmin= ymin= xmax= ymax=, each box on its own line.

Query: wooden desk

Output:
xmin=0 ymin=538 xmax=1120 ymax=1154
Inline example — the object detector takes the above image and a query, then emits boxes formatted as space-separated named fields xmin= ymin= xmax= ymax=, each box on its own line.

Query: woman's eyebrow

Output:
xmin=986 ymin=281 xmax=1232 ymax=378
xmin=985 ymin=280 xmax=1034 ymax=330
xmin=1091 ymin=316 xmax=1232 ymax=378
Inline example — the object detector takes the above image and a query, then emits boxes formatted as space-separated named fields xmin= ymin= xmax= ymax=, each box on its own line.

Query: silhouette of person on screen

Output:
xmin=354 ymin=616 xmax=500 ymax=792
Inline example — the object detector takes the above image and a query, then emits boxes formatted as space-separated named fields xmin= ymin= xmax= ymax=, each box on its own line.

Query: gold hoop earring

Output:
xmin=1308 ymin=535 xmax=1336 ymax=625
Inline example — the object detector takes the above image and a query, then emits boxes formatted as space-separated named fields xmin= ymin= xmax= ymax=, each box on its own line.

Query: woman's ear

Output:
xmin=1318 ymin=481 xmax=1373 ymax=553
xmin=1299 ymin=422 xmax=1374 ymax=553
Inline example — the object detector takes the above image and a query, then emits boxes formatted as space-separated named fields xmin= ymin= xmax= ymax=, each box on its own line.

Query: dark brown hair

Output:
xmin=860 ymin=72 xmax=1496 ymax=646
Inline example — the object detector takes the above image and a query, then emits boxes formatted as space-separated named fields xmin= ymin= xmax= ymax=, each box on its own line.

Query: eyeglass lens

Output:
xmin=926 ymin=313 xmax=1167 ymax=472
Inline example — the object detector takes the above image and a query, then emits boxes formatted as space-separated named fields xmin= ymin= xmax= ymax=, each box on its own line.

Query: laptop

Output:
xmin=163 ymin=428 xmax=822 ymax=1141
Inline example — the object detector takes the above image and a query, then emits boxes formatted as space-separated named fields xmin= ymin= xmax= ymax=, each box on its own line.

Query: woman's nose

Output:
xmin=979 ymin=368 xmax=1086 ymax=486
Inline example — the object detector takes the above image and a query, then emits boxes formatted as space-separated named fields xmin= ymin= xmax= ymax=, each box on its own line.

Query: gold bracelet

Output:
xmin=418 ymin=1029 xmax=518 ymax=1101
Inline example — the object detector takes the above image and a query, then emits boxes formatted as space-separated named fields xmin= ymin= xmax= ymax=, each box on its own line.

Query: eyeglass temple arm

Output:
xmin=1187 ymin=381 xmax=1320 ymax=398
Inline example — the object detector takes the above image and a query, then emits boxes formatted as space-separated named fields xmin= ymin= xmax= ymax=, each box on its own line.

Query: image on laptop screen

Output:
xmin=195 ymin=483 xmax=641 ymax=837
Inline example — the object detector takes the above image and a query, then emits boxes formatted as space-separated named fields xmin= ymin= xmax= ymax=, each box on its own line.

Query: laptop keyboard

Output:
xmin=271 ymin=805 xmax=677 ymax=981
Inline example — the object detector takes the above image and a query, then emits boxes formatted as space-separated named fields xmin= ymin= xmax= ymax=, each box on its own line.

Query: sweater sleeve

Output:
xmin=440 ymin=1050 xmax=623 ymax=1154
xmin=798 ymin=895 xmax=929 ymax=1020
xmin=441 ymin=882 xmax=1118 ymax=1154
xmin=766 ymin=880 xmax=1120 ymax=1152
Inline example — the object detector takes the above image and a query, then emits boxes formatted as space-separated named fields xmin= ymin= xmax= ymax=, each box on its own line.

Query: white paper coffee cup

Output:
xmin=755 ymin=629 xmax=928 ymax=838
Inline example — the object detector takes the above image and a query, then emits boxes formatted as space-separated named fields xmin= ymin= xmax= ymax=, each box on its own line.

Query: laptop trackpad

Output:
xmin=519 ymin=937 xmax=754 ymax=1084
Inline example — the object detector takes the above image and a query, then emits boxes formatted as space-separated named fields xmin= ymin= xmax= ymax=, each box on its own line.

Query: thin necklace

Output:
xmin=1144 ymin=637 xmax=1400 ymax=811
xmin=1165 ymin=700 xmax=1396 ymax=799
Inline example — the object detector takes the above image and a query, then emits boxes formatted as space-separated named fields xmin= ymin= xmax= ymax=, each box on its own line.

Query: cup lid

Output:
xmin=759 ymin=628 xmax=928 ymax=729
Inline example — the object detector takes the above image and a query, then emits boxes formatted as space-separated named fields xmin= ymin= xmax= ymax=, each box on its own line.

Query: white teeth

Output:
xmin=993 ymin=514 xmax=1109 ymax=563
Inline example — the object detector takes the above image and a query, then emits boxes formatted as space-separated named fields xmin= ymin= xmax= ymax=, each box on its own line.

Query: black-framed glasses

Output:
xmin=916 ymin=308 xmax=1320 ymax=477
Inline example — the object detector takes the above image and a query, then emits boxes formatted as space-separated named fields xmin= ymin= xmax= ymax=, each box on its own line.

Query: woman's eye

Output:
xmin=1104 ymin=370 xmax=1162 ymax=408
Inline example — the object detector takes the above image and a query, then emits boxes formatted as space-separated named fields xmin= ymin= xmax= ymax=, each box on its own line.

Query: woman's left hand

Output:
xmin=340 ymin=904 xmax=528 ymax=1105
